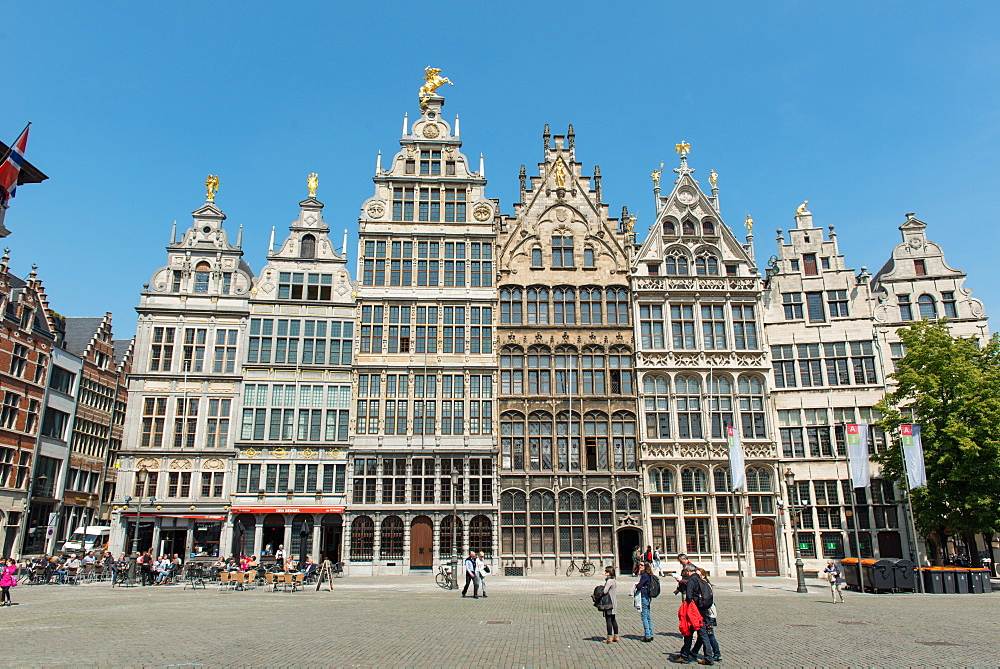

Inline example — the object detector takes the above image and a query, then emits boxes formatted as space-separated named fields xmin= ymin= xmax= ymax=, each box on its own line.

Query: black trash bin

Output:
xmin=922 ymin=568 xmax=945 ymax=593
xmin=954 ymin=569 xmax=970 ymax=594
xmin=841 ymin=558 xmax=860 ymax=590
xmin=893 ymin=559 xmax=916 ymax=591
xmin=870 ymin=559 xmax=896 ymax=591
xmin=941 ymin=569 xmax=957 ymax=593
xmin=968 ymin=568 xmax=988 ymax=594
xmin=859 ymin=559 xmax=878 ymax=592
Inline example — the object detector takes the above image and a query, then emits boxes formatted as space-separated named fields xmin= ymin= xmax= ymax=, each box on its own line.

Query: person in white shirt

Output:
xmin=475 ymin=552 xmax=490 ymax=598
xmin=82 ymin=551 xmax=97 ymax=565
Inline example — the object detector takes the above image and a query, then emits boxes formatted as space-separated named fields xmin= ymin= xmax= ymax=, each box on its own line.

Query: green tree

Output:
xmin=874 ymin=321 xmax=1000 ymax=567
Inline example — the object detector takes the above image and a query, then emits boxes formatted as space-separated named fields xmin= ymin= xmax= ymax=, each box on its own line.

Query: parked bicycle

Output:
xmin=435 ymin=563 xmax=456 ymax=589
xmin=565 ymin=557 xmax=595 ymax=577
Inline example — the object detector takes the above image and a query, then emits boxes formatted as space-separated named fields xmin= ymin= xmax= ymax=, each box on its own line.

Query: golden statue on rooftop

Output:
xmin=625 ymin=215 xmax=636 ymax=234
xmin=205 ymin=175 xmax=219 ymax=202
xmin=419 ymin=67 xmax=453 ymax=110
xmin=675 ymin=141 xmax=691 ymax=157
xmin=307 ymin=173 xmax=319 ymax=198
xmin=553 ymin=162 xmax=568 ymax=189
xmin=796 ymin=200 xmax=810 ymax=216
xmin=650 ymin=168 xmax=661 ymax=185
xmin=745 ymin=214 xmax=754 ymax=235
xmin=709 ymin=170 xmax=718 ymax=188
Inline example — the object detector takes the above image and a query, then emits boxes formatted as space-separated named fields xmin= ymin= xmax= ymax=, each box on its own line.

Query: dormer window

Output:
xmin=695 ymin=253 xmax=719 ymax=276
xmin=420 ymin=150 xmax=441 ymax=175
xmin=300 ymin=234 xmax=316 ymax=259
xmin=803 ymin=253 xmax=818 ymax=276
xmin=682 ymin=220 xmax=696 ymax=236
xmin=19 ymin=307 xmax=32 ymax=330
xmin=194 ymin=262 xmax=211 ymax=293
xmin=663 ymin=220 xmax=676 ymax=236
xmin=914 ymin=259 xmax=926 ymax=276
xmin=702 ymin=220 xmax=716 ymax=236
xmin=665 ymin=251 xmax=689 ymax=276
xmin=647 ymin=264 xmax=659 ymax=276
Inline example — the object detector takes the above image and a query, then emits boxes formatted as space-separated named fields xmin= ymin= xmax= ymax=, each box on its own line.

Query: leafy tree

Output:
xmin=874 ymin=321 xmax=1000 ymax=567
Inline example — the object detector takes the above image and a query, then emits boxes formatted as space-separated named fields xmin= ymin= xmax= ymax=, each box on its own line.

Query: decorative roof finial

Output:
xmin=675 ymin=140 xmax=691 ymax=158
xmin=419 ymin=67 xmax=452 ymax=111
xmin=205 ymin=175 xmax=219 ymax=202
xmin=307 ymin=173 xmax=319 ymax=198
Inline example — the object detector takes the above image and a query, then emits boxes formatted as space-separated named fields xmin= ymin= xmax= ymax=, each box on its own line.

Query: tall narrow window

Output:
xmin=802 ymin=253 xmax=818 ymax=276
xmin=898 ymin=294 xmax=913 ymax=321
xmin=552 ymin=236 xmax=574 ymax=267
xmin=941 ymin=291 xmax=957 ymax=318
xmin=194 ymin=262 xmax=211 ymax=293
xmin=806 ymin=292 xmax=825 ymax=322
xmin=913 ymin=259 xmax=926 ymax=276
xmin=644 ymin=376 xmax=670 ymax=438
xmin=917 ymin=294 xmax=937 ymax=319
xmin=300 ymin=234 xmax=316 ymax=259
xmin=782 ymin=293 xmax=803 ymax=320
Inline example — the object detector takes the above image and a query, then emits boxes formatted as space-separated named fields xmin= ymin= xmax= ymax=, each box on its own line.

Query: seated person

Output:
xmin=301 ymin=558 xmax=317 ymax=576
xmin=283 ymin=558 xmax=298 ymax=572
xmin=212 ymin=557 xmax=226 ymax=570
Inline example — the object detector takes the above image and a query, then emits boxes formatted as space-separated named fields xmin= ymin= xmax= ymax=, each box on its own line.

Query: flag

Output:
xmin=726 ymin=425 xmax=746 ymax=491
xmin=901 ymin=424 xmax=928 ymax=489
xmin=846 ymin=423 xmax=871 ymax=489
xmin=0 ymin=123 xmax=30 ymax=206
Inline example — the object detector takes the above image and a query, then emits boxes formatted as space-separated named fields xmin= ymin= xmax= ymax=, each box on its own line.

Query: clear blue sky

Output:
xmin=7 ymin=1 xmax=999 ymax=337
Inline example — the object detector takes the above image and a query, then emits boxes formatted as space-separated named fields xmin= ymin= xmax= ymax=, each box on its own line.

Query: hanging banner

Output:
xmin=846 ymin=424 xmax=871 ymax=489
xmin=900 ymin=424 xmax=928 ymax=489
xmin=726 ymin=425 xmax=746 ymax=491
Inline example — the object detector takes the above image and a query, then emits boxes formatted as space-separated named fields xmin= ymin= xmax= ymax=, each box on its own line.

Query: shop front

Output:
xmin=115 ymin=511 xmax=227 ymax=560
xmin=228 ymin=506 xmax=345 ymax=563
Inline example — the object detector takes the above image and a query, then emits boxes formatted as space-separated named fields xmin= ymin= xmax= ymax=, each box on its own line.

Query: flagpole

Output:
xmin=898 ymin=425 xmax=924 ymax=593
xmin=0 ymin=122 xmax=31 ymax=164
xmin=842 ymin=443 xmax=867 ymax=593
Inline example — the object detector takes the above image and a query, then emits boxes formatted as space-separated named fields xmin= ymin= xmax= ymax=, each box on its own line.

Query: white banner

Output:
xmin=846 ymin=424 xmax=871 ymax=489
xmin=901 ymin=424 xmax=928 ymax=489
xmin=727 ymin=425 xmax=746 ymax=491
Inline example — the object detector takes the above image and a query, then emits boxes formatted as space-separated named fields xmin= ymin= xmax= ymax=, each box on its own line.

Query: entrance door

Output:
xmin=410 ymin=516 xmax=433 ymax=569
xmin=321 ymin=515 xmax=342 ymax=563
xmin=878 ymin=531 xmax=903 ymax=558
xmin=750 ymin=518 xmax=779 ymax=575
xmin=159 ymin=529 xmax=187 ymax=558
xmin=616 ymin=528 xmax=641 ymax=574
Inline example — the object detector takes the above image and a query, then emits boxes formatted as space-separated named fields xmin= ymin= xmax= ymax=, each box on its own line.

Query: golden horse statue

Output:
xmin=419 ymin=67 xmax=453 ymax=110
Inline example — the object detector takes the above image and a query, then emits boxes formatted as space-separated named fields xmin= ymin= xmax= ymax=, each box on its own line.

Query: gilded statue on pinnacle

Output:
xmin=205 ymin=175 xmax=219 ymax=201
xmin=745 ymin=214 xmax=754 ymax=235
xmin=709 ymin=170 xmax=718 ymax=188
xmin=419 ymin=67 xmax=453 ymax=110
xmin=675 ymin=141 xmax=691 ymax=157
xmin=796 ymin=200 xmax=810 ymax=216
xmin=307 ymin=173 xmax=319 ymax=198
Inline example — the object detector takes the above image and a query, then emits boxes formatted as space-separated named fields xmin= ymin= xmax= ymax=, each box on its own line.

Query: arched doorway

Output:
xmin=291 ymin=514 xmax=314 ymax=565
xmin=261 ymin=513 xmax=285 ymax=556
xmin=410 ymin=516 xmax=433 ymax=569
xmin=232 ymin=514 xmax=256 ymax=557
xmin=617 ymin=527 xmax=642 ymax=574
xmin=750 ymin=518 xmax=779 ymax=575
xmin=321 ymin=514 xmax=342 ymax=563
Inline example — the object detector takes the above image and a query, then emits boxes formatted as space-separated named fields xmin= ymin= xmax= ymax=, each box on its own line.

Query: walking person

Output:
xmin=670 ymin=564 xmax=716 ymax=664
xmin=0 ymin=558 xmax=18 ymax=606
xmin=476 ymin=552 xmax=490 ymax=598
xmin=636 ymin=561 xmax=657 ymax=642
xmin=461 ymin=550 xmax=480 ymax=598
xmin=691 ymin=597 xmax=721 ymax=663
xmin=653 ymin=546 xmax=662 ymax=577
xmin=601 ymin=566 xmax=620 ymax=643
xmin=631 ymin=545 xmax=642 ymax=576
xmin=824 ymin=560 xmax=845 ymax=603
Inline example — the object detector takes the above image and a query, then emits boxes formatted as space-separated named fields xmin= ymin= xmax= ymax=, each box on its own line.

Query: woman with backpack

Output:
xmin=600 ymin=565 xmax=619 ymax=643
xmin=823 ymin=560 xmax=844 ymax=603
xmin=636 ymin=561 xmax=658 ymax=642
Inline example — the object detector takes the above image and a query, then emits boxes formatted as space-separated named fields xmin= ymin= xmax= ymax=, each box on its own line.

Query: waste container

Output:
xmin=921 ymin=567 xmax=945 ymax=593
xmin=967 ymin=568 xmax=988 ymax=594
xmin=841 ymin=558 xmax=860 ymax=590
xmin=892 ymin=559 xmax=916 ymax=591
xmin=858 ymin=558 xmax=878 ymax=592
xmin=871 ymin=559 xmax=897 ymax=591
xmin=940 ymin=569 xmax=957 ymax=593
xmin=953 ymin=568 xmax=970 ymax=594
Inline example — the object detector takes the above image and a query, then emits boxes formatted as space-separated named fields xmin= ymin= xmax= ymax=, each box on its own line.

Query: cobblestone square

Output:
xmin=1 ymin=574 xmax=996 ymax=667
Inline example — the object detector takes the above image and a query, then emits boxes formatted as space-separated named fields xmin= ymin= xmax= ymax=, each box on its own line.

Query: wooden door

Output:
xmin=750 ymin=518 xmax=779 ymax=575
xmin=410 ymin=516 xmax=433 ymax=568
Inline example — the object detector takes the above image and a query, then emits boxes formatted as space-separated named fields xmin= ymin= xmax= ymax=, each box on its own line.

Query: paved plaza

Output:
xmin=1 ymin=573 xmax=996 ymax=667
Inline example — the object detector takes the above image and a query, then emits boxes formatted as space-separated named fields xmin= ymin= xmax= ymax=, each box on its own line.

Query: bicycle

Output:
xmin=435 ymin=563 xmax=456 ymax=589
xmin=565 ymin=557 xmax=596 ymax=577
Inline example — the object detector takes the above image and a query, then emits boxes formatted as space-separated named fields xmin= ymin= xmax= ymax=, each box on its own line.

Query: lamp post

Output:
xmin=129 ymin=468 xmax=150 ymax=556
xmin=784 ymin=467 xmax=808 ymax=594
xmin=450 ymin=468 xmax=459 ymax=590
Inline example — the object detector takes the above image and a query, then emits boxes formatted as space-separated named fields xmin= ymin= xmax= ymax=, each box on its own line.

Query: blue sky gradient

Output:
xmin=7 ymin=1 xmax=999 ymax=336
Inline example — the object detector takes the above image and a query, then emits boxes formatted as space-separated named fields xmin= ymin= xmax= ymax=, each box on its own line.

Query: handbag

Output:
xmin=633 ymin=590 xmax=642 ymax=610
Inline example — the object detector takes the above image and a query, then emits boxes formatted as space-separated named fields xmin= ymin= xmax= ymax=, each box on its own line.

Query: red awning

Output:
xmin=230 ymin=506 xmax=346 ymax=514
xmin=142 ymin=514 xmax=227 ymax=520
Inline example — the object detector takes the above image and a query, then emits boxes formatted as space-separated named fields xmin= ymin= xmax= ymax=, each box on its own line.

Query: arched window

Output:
xmin=649 ymin=467 xmax=674 ymax=493
xmin=580 ymin=287 xmax=603 ymax=324
xmin=558 ymin=489 xmax=585 ymax=555
xmin=379 ymin=516 xmax=404 ymax=559
xmin=469 ymin=515 xmax=493 ymax=557
xmin=527 ymin=287 xmax=549 ymax=324
xmin=528 ymin=411 xmax=554 ymax=471
xmin=349 ymin=516 xmax=374 ymax=561
xmin=644 ymin=375 xmax=671 ymax=439
xmin=665 ymin=251 xmax=689 ymax=276
xmin=739 ymin=375 xmax=766 ymax=438
xmin=681 ymin=467 xmax=708 ymax=493
xmin=605 ymin=287 xmax=629 ymax=324
xmin=612 ymin=410 xmax=638 ymax=470
xmin=675 ymin=375 xmax=702 ymax=438
xmin=584 ymin=246 xmax=596 ymax=267
xmin=663 ymin=220 xmax=677 ymax=236
xmin=695 ymin=253 xmax=720 ymax=276
xmin=500 ymin=287 xmax=523 ymax=324
xmin=682 ymin=219 xmax=696 ymax=235
xmin=194 ymin=261 xmax=211 ymax=293
xmin=714 ymin=466 xmax=731 ymax=493
xmin=584 ymin=410 xmax=609 ymax=471
xmin=527 ymin=345 xmax=551 ymax=396
xmin=529 ymin=489 xmax=555 ymax=554
xmin=702 ymin=220 xmax=716 ymax=236
xmin=531 ymin=246 xmax=543 ymax=268
xmin=500 ymin=490 xmax=527 ymax=555
xmin=553 ymin=287 xmax=576 ymax=324
xmin=615 ymin=489 xmax=641 ymax=514
xmin=440 ymin=514 xmax=464 ymax=557
xmin=500 ymin=410 xmax=525 ymax=470
xmin=747 ymin=466 xmax=773 ymax=492
xmin=918 ymin=294 xmax=937 ymax=319
xmin=300 ymin=234 xmax=316 ymax=259
xmin=709 ymin=375 xmax=733 ymax=438
xmin=586 ymin=489 xmax=613 ymax=555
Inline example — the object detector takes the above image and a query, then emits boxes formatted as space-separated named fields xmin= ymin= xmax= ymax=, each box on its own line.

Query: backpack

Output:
xmin=693 ymin=576 xmax=714 ymax=609
xmin=648 ymin=574 xmax=661 ymax=598
xmin=592 ymin=584 xmax=613 ymax=611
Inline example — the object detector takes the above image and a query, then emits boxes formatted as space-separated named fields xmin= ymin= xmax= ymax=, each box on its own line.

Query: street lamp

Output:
xmin=450 ymin=468 xmax=459 ymax=590
xmin=129 ymin=468 xmax=150 ymax=556
xmin=784 ymin=467 xmax=808 ymax=594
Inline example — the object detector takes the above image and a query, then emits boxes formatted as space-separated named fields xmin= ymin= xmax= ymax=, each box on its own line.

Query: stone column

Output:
xmin=282 ymin=515 xmax=293 ymax=557
xmin=252 ymin=515 xmax=264 ymax=557
xmin=311 ymin=521 xmax=322 ymax=563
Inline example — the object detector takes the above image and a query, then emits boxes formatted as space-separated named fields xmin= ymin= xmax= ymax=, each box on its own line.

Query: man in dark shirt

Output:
xmin=670 ymin=564 xmax=715 ymax=664
xmin=461 ymin=550 xmax=480 ymax=598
